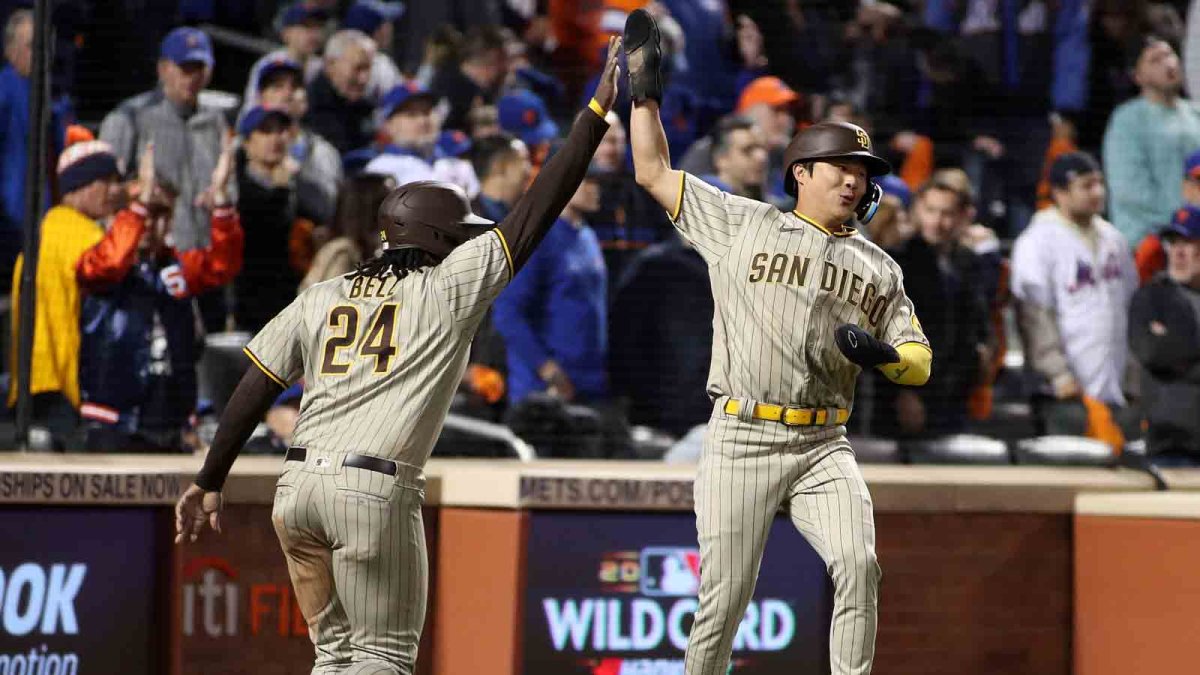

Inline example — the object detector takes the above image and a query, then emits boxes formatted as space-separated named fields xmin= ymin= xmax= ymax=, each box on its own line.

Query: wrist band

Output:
xmin=588 ymin=98 xmax=606 ymax=118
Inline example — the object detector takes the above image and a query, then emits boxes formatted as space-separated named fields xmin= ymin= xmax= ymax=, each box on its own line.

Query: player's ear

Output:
xmin=792 ymin=163 xmax=806 ymax=188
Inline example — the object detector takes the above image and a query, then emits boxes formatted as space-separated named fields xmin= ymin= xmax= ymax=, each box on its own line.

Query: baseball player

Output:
xmin=624 ymin=11 xmax=931 ymax=675
xmin=173 ymin=39 xmax=622 ymax=675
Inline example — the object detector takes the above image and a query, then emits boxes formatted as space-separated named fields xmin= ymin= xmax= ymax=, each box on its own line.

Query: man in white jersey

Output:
xmin=172 ymin=39 xmax=622 ymax=675
xmin=624 ymin=10 xmax=931 ymax=675
xmin=1011 ymin=152 xmax=1139 ymax=437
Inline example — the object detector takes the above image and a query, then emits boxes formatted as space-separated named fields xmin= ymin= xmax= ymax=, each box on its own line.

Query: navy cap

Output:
xmin=257 ymin=55 xmax=303 ymax=91
xmin=1163 ymin=205 xmax=1200 ymax=240
xmin=378 ymin=82 xmax=437 ymax=119
xmin=497 ymin=90 xmax=559 ymax=147
xmin=1184 ymin=148 xmax=1200 ymax=180
xmin=1048 ymin=151 xmax=1102 ymax=189
xmin=281 ymin=4 xmax=330 ymax=28
xmin=342 ymin=1 xmax=405 ymax=35
xmin=238 ymin=105 xmax=293 ymax=137
xmin=57 ymin=141 xmax=122 ymax=195
xmin=160 ymin=27 xmax=214 ymax=67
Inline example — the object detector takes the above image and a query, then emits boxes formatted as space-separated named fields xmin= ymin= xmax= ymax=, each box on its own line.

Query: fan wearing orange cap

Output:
xmin=680 ymin=75 xmax=799 ymax=204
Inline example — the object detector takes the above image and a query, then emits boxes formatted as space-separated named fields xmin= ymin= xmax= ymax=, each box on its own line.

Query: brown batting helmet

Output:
xmin=377 ymin=180 xmax=494 ymax=259
xmin=782 ymin=122 xmax=892 ymax=197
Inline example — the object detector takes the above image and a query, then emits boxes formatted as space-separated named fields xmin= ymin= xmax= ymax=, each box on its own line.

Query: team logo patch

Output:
xmin=856 ymin=128 xmax=871 ymax=150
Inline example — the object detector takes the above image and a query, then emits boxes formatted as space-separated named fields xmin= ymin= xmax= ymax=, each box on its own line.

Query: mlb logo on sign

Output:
xmin=639 ymin=548 xmax=700 ymax=597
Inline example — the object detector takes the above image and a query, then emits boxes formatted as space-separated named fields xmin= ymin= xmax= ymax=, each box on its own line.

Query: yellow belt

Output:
xmin=723 ymin=398 xmax=850 ymax=427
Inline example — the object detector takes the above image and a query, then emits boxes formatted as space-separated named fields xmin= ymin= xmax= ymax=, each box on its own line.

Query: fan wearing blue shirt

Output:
xmin=494 ymin=170 xmax=608 ymax=404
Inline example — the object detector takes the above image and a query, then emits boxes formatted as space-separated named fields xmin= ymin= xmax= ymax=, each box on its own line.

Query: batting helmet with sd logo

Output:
xmin=782 ymin=121 xmax=892 ymax=223
xmin=376 ymin=180 xmax=494 ymax=259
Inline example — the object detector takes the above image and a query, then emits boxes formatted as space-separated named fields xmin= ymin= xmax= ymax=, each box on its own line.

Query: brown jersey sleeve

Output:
xmin=495 ymin=106 xmax=609 ymax=272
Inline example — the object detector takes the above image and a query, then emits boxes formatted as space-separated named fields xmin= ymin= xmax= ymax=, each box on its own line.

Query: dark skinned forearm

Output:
xmin=194 ymin=366 xmax=284 ymax=491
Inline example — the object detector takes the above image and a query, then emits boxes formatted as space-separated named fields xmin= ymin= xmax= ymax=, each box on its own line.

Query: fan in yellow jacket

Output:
xmin=8 ymin=139 xmax=124 ymax=446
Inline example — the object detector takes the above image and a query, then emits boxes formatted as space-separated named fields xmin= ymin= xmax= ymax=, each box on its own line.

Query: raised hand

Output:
xmin=593 ymin=36 xmax=622 ymax=112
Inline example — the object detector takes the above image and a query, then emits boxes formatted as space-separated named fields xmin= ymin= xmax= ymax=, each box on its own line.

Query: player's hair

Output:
xmin=325 ymin=30 xmax=375 ymax=61
xmin=710 ymin=115 xmax=757 ymax=163
xmin=471 ymin=132 xmax=521 ymax=179
xmin=350 ymin=248 xmax=437 ymax=281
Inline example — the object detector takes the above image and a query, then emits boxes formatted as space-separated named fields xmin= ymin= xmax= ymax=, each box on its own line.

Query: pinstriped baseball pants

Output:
xmin=271 ymin=450 xmax=428 ymax=675
xmin=684 ymin=399 xmax=881 ymax=675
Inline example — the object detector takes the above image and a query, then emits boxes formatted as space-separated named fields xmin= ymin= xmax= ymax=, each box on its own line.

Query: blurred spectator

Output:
xmin=393 ymin=0 xmax=501 ymax=74
xmin=875 ymin=179 xmax=992 ymax=439
xmin=7 ymin=140 xmax=124 ymax=449
xmin=1133 ymin=147 xmax=1200 ymax=284
xmin=341 ymin=0 xmax=406 ymax=102
xmin=1103 ymin=37 xmax=1200 ymax=248
xmin=363 ymin=83 xmax=479 ymax=197
xmin=251 ymin=55 xmax=341 ymax=225
xmin=411 ymin=23 xmax=465 ymax=90
xmin=242 ymin=4 xmax=328 ymax=109
xmin=680 ymin=76 xmax=797 ymax=185
xmin=1128 ymin=205 xmax=1200 ymax=466
xmin=661 ymin=0 xmax=739 ymax=110
xmin=471 ymin=132 xmax=530 ymax=223
xmin=497 ymin=89 xmax=558 ymax=166
xmin=609 ymin=232 xmax=713 ymax=438
xmin=301 ymin=172 xmax=393 ymax=290
xmin=231 ymin=106 xmax=308 ymax=332
xmin=99 ymin=27 xmax=229 ymax=252
xmin=494 ymin=173 xmax=607 ymax=405
xmin=864 ymin=174 xmax=913 ymax=249
xmin=0 ymin=9 xmax=70 ymax=295
xmin=429 ymin=25 xmax=508 ymax=132
xmin=1011 ymin=153 xmax=1139 ymax=442
xmin=589 ymin=111 xmax=672 ymax=285
xmin=304 ymin=29 xmax=376 ymax=154
xmin=78 ymin=142 xmax=243 ymax=453
xmin=466 ymin=104 xmax=500 ymax=139
xmin=701 ymin=115 xmax=768 ymax=201
xmin=458 ymin=133 xmax=533 ymax=417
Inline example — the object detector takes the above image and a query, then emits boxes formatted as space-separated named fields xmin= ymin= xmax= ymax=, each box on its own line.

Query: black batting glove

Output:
xmin=834 ymin=324 xmax=900 ymax=368
xmin=624 ymin=8 xmax=664 ymax=104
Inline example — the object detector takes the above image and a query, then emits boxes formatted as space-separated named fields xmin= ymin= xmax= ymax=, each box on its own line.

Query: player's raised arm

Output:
xmin=625 ymin=9 xmax=684 ymax=215
xmin=495 ymin=38 xmax=619 ymax=272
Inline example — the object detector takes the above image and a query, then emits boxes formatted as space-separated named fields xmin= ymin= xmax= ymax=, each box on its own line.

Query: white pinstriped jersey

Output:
xmin=674 ymin=173 xmax=928 ymax=409
xmin=245 ymin=229 xmax=513 ymax=464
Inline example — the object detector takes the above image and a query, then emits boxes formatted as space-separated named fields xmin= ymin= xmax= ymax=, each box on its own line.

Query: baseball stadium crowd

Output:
xmin=1 ymin=0 xmax=1199 ymax=467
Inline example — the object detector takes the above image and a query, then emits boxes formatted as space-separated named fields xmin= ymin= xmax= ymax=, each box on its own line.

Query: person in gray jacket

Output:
xmin=99 ymin=27 xmax=230 ymax=252
xmin=1129 ymin=205 xmax=1200 ymax=466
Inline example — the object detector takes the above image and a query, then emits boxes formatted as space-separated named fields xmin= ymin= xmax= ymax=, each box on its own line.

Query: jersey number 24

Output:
xmin=320 ymin=304 xmax=398 ymax=375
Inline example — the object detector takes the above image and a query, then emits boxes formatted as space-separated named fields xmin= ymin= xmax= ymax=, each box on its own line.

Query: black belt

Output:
xmin=285 ymin=447 xmax=397 ymax=476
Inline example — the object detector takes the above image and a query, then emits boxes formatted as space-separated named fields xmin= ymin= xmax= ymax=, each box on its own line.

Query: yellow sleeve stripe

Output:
xmin=493 ymin=228 xmax=514 ymax=279
xmin=587 ymin=98 xmax=606 ymax=118
xmin=669 ymin=171 xmax=686 ymax=221
xmin=243 ymin=347 xmax=288 ymax=388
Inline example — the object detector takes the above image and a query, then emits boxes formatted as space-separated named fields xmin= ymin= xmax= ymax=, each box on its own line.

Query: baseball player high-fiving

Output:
xmin=173 ymin=39 xmax=622 ymax=675
xmin=624 ymin=11 xmax=931 ymax=675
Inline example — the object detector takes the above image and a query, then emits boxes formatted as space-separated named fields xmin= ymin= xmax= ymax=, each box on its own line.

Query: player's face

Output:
xmin=1056 ymin=171 xmax=1107 ymax=219
xmin=802 ymin=160 xmax=867 ymax=222
xmin=386 ymin=101 xmax=439 ymax=148
xmin=1136 ymin=41 xmax=1182 ymax=93
xmin=1165 ymin=236 xmax=1200 ymax=285
xmin=912 ymin=186 xmax=962 ymax=247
